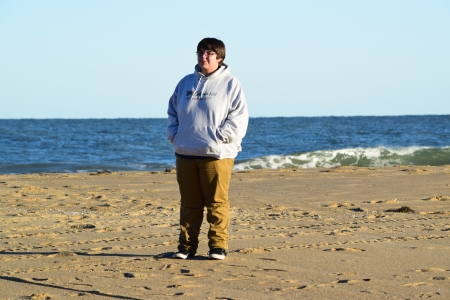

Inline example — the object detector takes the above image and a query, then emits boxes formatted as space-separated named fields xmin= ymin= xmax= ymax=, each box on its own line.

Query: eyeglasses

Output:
xmin=196 ymin=50 xmax=217 ymax=57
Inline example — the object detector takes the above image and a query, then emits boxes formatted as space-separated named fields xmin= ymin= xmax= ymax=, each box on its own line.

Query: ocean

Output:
xmin=1 ymin=115 xmax=449 ymax=174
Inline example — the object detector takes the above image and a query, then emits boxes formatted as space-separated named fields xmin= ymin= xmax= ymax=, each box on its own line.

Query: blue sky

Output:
xmin=1 ymin=0 xmax=449 ymax=118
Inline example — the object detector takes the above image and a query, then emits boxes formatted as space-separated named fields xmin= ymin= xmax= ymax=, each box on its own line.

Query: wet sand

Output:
xmin=1 ymin=166 xmax=449 ymax=299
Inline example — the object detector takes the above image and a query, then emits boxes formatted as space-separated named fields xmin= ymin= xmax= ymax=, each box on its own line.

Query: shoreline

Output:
xmin=1 ymin=166 xmax=449 ymax=299
xmin=1 ymin=161 xmax=450 ymax=175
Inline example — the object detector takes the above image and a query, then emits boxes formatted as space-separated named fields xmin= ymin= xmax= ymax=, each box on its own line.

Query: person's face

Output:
xmin=197 ymin=49 xmax=222 ymax=75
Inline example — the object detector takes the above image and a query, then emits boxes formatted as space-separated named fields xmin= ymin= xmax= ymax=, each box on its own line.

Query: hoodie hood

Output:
xmin=194 ymin=63 xmax=229 ymax=80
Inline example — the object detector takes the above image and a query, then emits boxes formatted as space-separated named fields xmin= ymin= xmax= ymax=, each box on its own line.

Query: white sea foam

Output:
xmin=234 ymin=146 xmax=450 ymax=170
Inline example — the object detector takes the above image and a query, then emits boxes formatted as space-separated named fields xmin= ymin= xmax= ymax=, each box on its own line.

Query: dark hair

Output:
xmin=197 ymin=38 xmax=226 ymax=66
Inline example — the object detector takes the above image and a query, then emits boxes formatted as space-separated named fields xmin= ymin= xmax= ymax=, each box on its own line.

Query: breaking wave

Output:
xmin=234 ymin=146 xmax=450 ymax=170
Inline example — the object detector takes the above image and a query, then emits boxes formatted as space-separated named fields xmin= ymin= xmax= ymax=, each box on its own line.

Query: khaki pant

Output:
xmin=176 ymin=156 xmax=234 ymax=253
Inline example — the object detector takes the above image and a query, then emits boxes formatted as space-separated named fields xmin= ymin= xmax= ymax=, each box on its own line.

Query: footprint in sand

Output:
xmin=416 ymin=268 xmax=449 ymax=273
xmin=422 ymin=195 xmax=450 ymax=201
xmin=334 ymin=278 xmax=371 ymax=284
xmin=324 ymin=247 xmax=366 ymax=252
xmin=236 ymin=247 xmax=268 ymax=254
xmin=267 ymin=285 xmax=308 ymax=291
xmin=385 ymin=206 xmax=415 ymax=213
xmin=402 ymin=282 xmax=430 ymax=287
xmin=29 ymin=294 xmax=51 ymax=300
xmin=70 ymin=224 xmax=96 ymax=229
xmin=366 ymin=198 xmax=399 ymax=204
xmin=401 ymin=168 xmax=431 ymax=175
xmin=420 ymin=211 xmax=450 ymax=216
xmin=329 ymin=272 xmax=358 ymax=276
xmin=257 ymin=268 xmax=287 ymax=272
xmin=326 ymin=203 xmax=354 ymax=208
xmin=430 ymin=276 xmax=450 ymax=281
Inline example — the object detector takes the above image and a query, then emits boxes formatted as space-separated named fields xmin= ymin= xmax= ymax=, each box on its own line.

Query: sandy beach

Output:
xmin=1 ymin=166 xmax=449 ymax=299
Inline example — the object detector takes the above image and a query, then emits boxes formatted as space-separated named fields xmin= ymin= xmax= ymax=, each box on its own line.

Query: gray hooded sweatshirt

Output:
xmin=166 ymin=64 xmax=249 ymax=159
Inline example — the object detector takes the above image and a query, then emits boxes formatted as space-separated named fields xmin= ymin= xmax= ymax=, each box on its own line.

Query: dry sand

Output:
xmin=1 ymin=166 xmax=449 ymax=299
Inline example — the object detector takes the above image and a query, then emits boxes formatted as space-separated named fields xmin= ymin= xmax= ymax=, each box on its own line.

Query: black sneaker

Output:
xmin=208 ymin=248 xmax=227 ymax=260
xmin=172 ymin=250 xmax=194 ymax=259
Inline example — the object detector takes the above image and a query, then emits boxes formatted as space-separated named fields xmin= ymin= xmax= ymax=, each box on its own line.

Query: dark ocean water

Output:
xmin=0 ymin=116 xmax=449 ymax=174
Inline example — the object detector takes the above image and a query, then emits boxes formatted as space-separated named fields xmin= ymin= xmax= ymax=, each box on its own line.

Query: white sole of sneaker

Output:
xmin=208 ymin=254 xmax=225 ymax=260
xmin=172 ymin=253 xmax=188 ymax=259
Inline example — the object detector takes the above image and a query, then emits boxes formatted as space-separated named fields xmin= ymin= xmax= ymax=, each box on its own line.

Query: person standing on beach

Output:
xmin=166 ymin=37 xmax=249 ymax=260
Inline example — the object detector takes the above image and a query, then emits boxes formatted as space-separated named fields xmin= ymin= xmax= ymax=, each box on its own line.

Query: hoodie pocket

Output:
xmin=173 ymin=125 xmax=221 ymax=156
